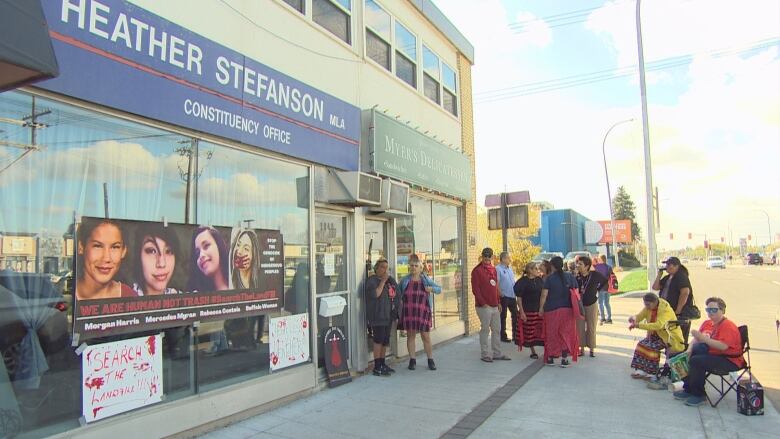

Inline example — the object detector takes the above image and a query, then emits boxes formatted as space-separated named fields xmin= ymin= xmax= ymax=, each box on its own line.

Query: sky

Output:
xmin=434 ymin=0 xmax=780 ymax=251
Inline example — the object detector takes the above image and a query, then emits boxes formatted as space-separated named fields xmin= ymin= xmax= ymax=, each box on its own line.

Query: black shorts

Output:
xmin=372 ymin=325 xmax=391 ymax=346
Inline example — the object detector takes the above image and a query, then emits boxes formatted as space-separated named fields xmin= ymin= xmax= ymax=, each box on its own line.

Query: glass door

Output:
xmin=364 ymin=219 xmax=389 ymax=357
xmin=314 ymin=212 xmax=349 ymax=368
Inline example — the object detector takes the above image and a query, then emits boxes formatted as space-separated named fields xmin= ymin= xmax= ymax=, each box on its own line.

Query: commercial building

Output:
xmin=539 ymin=209 xmax=595 ymax=255
xmin=0 ymin=1 xmax=477 ymax=437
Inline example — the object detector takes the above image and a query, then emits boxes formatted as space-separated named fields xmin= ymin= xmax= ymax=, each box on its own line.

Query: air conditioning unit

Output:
xmin=382 ymin=179 xmax=409 ymax=211
xmin=329 ymin=171 xmax=382 ymax=206
xmin=369 ymin=179 xmax=410 ymax=217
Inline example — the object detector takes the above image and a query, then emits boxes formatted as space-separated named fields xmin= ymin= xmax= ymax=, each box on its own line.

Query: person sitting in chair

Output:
xmin=673 ymin=297 xmax=745 ymax=406
xmin=628 ymin=293 xmax=684 ymax=380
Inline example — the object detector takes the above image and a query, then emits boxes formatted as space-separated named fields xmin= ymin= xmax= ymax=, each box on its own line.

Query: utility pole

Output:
xmin=177 ymin=139 xmax=212 ymax=224
xmin=501 ymin=192 xmax=508 ymax=253
xmin=0 ymin=97 xmax=49 ymax=175
xmin=636 ymin=0 xmax=658 ymax=287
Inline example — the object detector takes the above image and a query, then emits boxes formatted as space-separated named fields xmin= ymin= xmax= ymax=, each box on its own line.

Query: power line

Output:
xmin=474 ymin=37 xmax=780 ymax=103
xmin=507 ymin=0 xmax=631 ymax=33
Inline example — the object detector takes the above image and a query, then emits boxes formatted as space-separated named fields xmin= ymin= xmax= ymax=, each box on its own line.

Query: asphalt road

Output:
xmin=683 ymin=261 xmax=780 ymax=408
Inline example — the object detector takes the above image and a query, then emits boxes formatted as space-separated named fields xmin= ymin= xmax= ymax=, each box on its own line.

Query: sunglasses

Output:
xmin=705 ymin=307 xmax=721 ymax=314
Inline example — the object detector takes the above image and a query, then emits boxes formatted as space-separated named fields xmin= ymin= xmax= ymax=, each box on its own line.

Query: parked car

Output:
xmin=564 ymin=251 xmax=592 ymax=267
xmin=745 ymin=253 xmax=763 ymax=265
xmin=706 ymin=256 xmax=726 ymax=269
xmin=531 ymin=252 xmax=564 ymax=263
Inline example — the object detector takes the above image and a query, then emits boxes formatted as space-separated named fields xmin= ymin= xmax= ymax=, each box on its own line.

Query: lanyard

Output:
xmin=579 ymin=273 xmax=592 ymax=295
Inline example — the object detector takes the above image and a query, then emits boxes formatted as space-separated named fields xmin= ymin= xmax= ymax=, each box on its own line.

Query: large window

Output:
xmin=395 ymin=196 xmax=463 ymax=328
xmin=195 ymin=141 xmax=310 ymax=391
xmin=442 ymin=63 xmax=459 ymax=116
xmin=364 ymin=0 xmax=391 ymax=70
xmin=281 ymin=0 xmax=305 ymax=14
xmin=0 ymin=91 xmax=311 ymax=436
xmin=394 ymin=22 xmax=417 ymax=88
xmin=423 ymin=46 xmax=441 ymax=104
xmin=313 ymin=0 xmax=352 ymax=44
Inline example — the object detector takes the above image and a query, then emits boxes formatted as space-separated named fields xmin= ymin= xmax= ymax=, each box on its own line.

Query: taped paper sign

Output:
xmin=269 ymin=313 xmax=310 ymax=371
xmin=82 ymin=334 xmax=163 ymax=422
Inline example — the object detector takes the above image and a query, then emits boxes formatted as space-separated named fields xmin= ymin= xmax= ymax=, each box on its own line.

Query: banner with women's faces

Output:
xmin=74 ymin=217 xmax=284 ymax=340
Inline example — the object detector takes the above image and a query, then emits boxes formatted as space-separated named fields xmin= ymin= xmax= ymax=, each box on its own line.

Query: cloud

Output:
xmin=586 ymin=0 xmax=780 ymax=68
xmin=0 ymin=140 xmax=181 ymax=190
xmin=513 ymin=11 xmax=553 ymax=48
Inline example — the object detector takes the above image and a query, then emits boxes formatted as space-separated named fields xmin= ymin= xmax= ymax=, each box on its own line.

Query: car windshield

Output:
xmin=708 ymin=257 xmax=721 ymax=261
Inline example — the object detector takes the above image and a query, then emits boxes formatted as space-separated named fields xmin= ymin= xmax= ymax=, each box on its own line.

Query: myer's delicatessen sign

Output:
xmin=370 ymin=111 xmax=471 ymax=200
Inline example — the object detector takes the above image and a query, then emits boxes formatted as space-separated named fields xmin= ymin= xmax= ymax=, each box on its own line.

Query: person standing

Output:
xmin=471 ymin=248 xmax=511 ymax=363
xmin=496 ymin=252 xmax=517 ymax=343
xmin=539 ymin=256 xmax=578 ymax=367
xmin=593 ymin=254 xmax=614 ymax=324
xmin=575 ymin=256 xmax=607 ymax=358
xmin=514 ymin=262 xmax=545 ymax=359
xmin=652 ymin=257 xmax=694 ymax=345
xmin=365 ymin=258 xmax=398 ymax=377
xmin=398 ymin=254 xmax=441 ymax=371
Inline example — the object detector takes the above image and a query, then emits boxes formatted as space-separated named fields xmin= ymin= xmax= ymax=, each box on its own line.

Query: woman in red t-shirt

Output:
xmin=672 ymin=297 xmax=745 ymax=406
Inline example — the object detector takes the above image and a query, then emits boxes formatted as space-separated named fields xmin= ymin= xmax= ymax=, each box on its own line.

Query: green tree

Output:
xmin=612 ymin=185 xmax=641 ymax=242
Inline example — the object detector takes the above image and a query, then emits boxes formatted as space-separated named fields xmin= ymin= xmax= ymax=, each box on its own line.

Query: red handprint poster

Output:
xmin=81 ymin=334 xmax=163 ymax=422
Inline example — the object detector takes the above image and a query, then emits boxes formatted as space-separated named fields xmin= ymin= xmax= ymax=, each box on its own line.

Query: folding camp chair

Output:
xmin=704 ymin=325 xmax=751 ymax=407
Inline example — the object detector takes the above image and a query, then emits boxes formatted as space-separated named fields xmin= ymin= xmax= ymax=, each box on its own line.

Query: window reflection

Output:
xmin=0 ymin=91 xmax=312 ymax=435
xmin=0 ymin=91 xmax=192 ymax=436
xmin=396 ymin=196 xmax=462 ymax=328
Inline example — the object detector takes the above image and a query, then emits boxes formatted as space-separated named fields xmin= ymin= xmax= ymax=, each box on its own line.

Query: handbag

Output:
xmin=680 ymin=303 xmax=702 ymax=320
xmin=608 ymin=273 xmax=619 ymax=293
xmin=567 ymin=275 xmax=585 ymax=319
xmin=668 ymin=352 xmax=690 ymax=381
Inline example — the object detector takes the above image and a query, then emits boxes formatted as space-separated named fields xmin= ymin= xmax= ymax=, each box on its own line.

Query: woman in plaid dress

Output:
xmin=398 ymin=254 xmax=441 ymax=371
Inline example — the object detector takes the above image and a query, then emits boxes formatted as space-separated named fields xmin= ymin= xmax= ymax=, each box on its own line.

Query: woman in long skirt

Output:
xmin=514 ymin=262 xmax=545 ymax=359
xmin=539 ymin=257 xmax=579 ymax=367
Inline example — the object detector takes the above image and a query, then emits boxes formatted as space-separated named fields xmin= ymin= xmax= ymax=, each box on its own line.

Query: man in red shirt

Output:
xmin=471 ymin=248 xmax=511 ymax=363
xmin=673 ymin=297 xmax=745 ymax=406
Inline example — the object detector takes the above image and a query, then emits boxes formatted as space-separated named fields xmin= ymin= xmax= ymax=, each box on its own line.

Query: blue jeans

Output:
xmin=598 ymin=290 xmax=611 ymax=320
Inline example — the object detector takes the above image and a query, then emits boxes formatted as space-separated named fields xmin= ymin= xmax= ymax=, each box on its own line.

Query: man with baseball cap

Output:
xmin=652 ymin=256 xmax=695 ymax=345
xmin=471 ymin=247 xmax=511 ymax=362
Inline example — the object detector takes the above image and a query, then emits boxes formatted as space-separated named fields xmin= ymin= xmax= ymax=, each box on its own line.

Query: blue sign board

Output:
xmin=38 ymin=0 xmax=360 ymax=170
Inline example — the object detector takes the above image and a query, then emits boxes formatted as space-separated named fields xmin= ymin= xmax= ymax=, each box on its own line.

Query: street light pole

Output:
xmin=636 ymin=0 xmax=658 ymax=287
xmin=755 ymin=209 xmax=772 ymax=247
xmin=602 ymin=118 xmax=634 ymax=269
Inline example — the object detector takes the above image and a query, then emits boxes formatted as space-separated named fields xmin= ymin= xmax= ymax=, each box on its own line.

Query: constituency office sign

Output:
xmin=370 ymin=111 xmax=471 ymax=200
xmin=39 ymin=0 xmax=360 ymax=170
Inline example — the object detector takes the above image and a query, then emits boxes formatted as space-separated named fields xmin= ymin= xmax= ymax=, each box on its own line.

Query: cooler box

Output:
xmin=737 ymin=379 xmax=764 ymax=416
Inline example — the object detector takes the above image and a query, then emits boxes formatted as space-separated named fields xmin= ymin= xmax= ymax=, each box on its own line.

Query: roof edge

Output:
xmin=409 ymin=0 xmax=475 ymax=64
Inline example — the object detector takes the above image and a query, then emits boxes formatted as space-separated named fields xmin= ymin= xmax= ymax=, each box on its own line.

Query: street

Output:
xmin=680 ymin=262 xmax=780 ymax=407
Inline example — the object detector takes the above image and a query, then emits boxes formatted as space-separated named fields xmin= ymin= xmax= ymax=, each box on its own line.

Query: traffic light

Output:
xmin=704 ymin=240 xmax=709 ymax=249
xmin=721 ymin=237 xmax=724 ymax=243
xmin=669 ymin=233 xmax=674 ymax=240
xmin=688 ymin=233 xmax=692 ymax=239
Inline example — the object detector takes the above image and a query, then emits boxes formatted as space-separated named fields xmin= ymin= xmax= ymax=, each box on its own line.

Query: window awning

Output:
xmin=0 ymin=0 xmax=59 ymax=92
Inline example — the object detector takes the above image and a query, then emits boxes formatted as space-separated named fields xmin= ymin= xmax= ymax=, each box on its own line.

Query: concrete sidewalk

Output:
xmin=196 ymin=296 xmax=780 ymax=439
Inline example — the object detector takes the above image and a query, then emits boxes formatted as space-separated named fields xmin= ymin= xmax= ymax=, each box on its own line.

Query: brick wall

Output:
xmin=458 ymin=54 xmax=480 ymax=335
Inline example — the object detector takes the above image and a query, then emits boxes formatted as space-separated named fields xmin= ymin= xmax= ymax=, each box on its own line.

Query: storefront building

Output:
xmin=0 ymin=1 xmax=477 ymax=437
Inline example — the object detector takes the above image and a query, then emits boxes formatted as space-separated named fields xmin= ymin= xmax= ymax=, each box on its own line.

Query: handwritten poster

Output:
xmin=269 ymin=314 xmax=310 ymax=372
xmin=82 ymin=334 xmax=163 ymax=423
